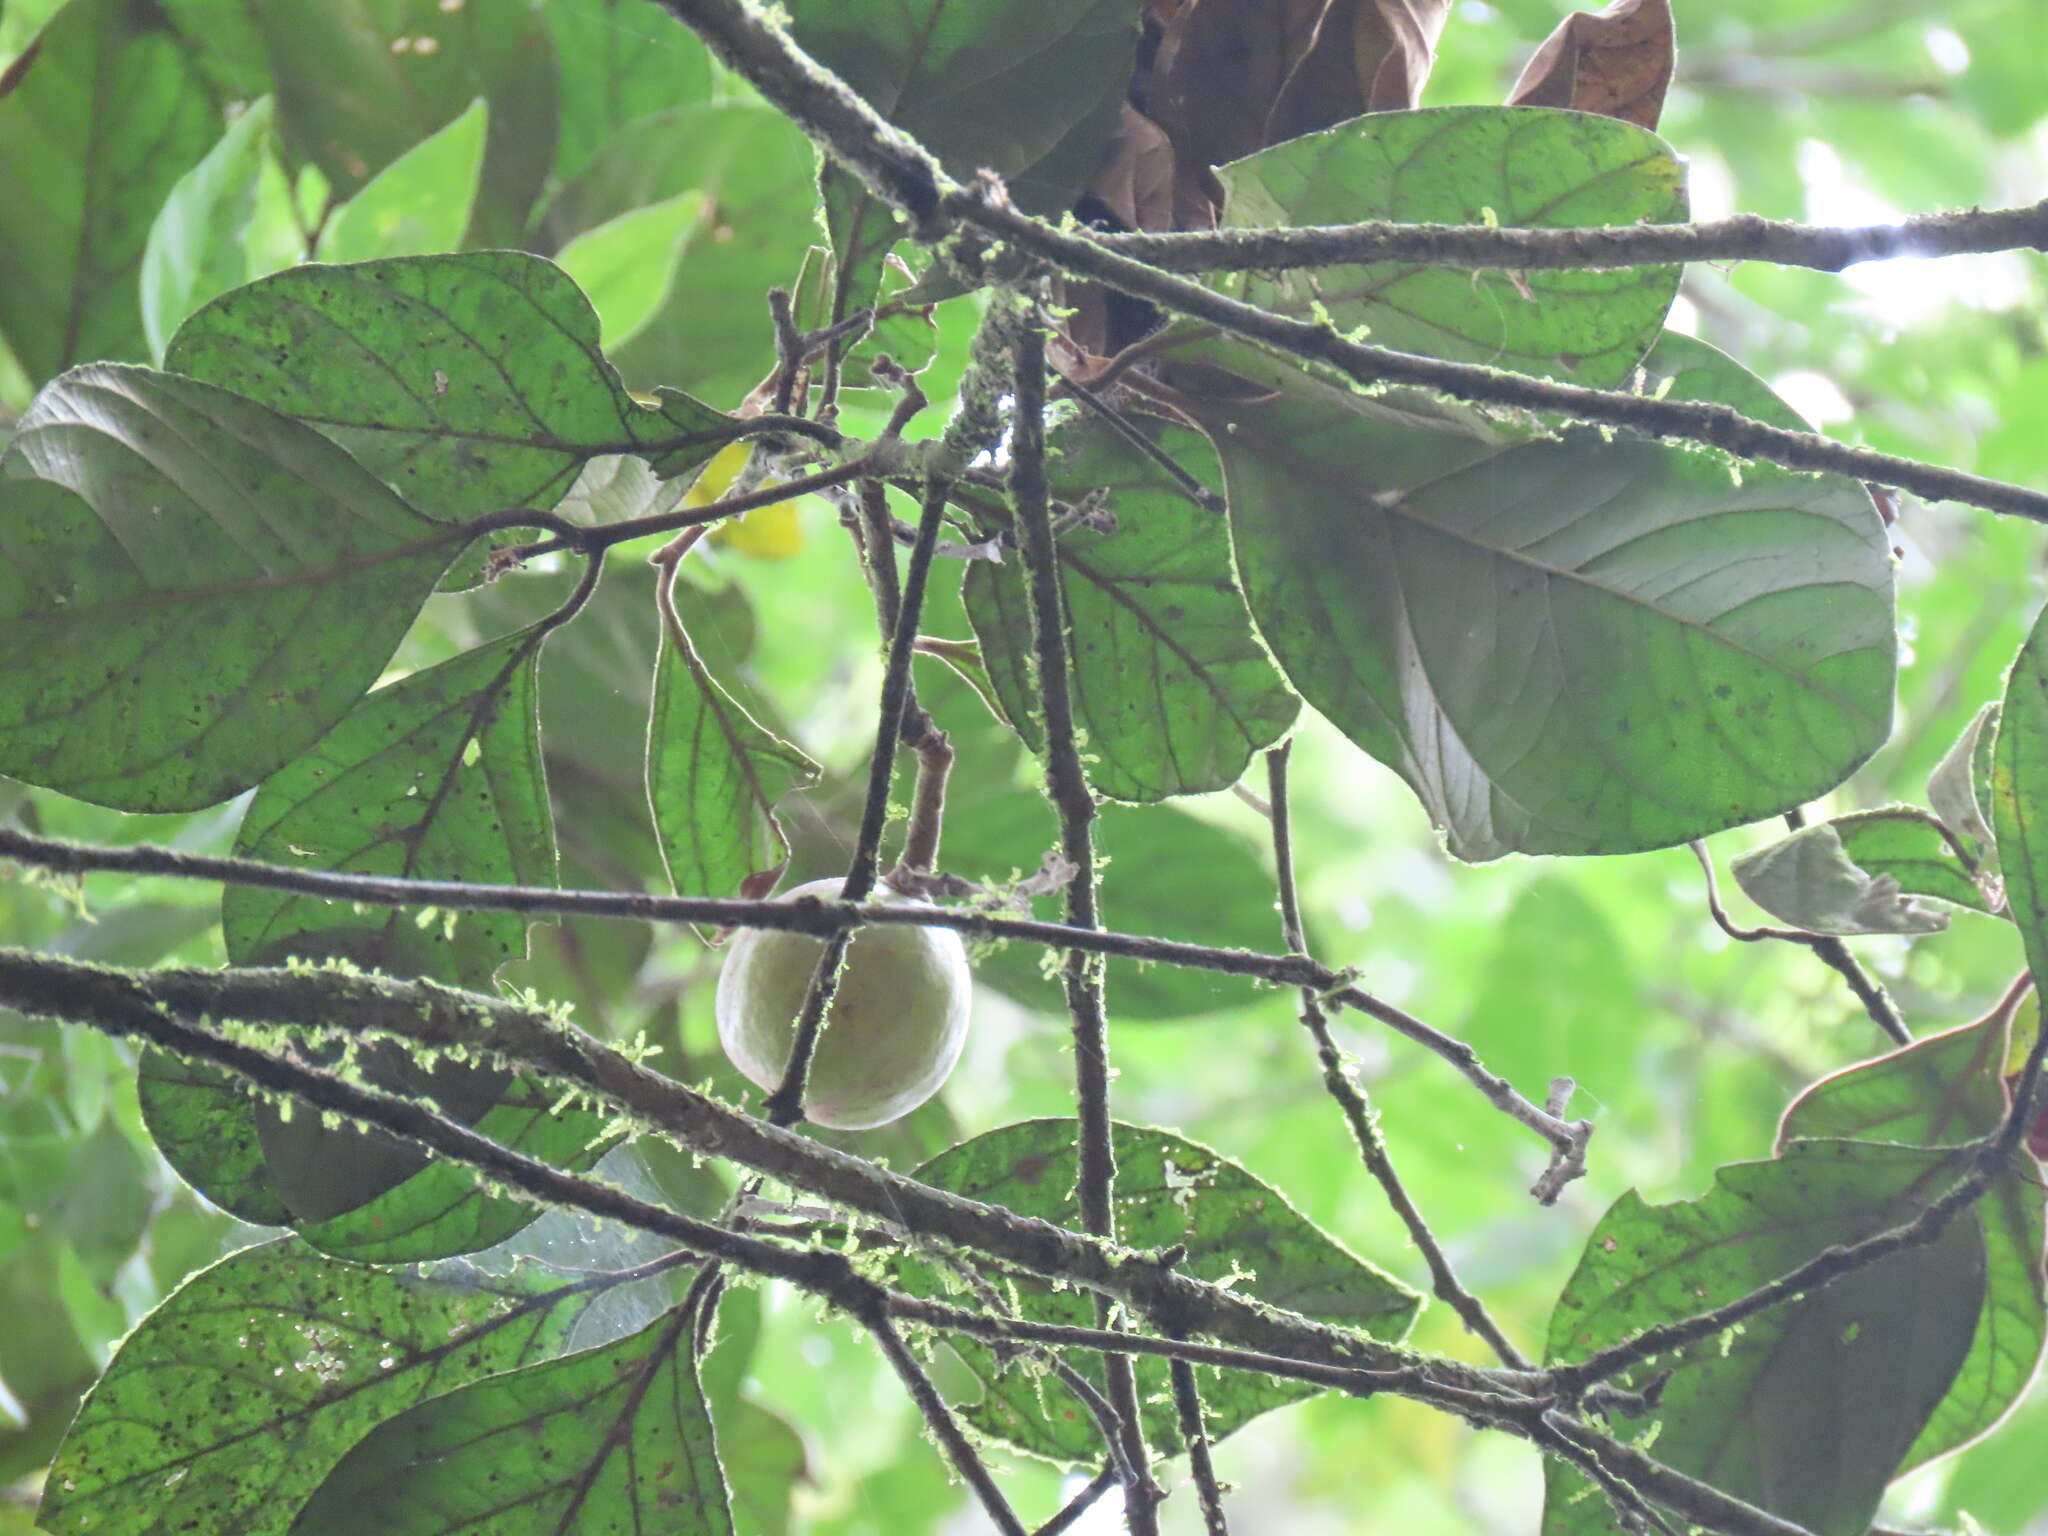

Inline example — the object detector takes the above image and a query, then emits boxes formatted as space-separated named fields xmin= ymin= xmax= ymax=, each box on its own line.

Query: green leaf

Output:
xmin=820 ymin=162 xmax=907 ymax=324
xmin=1635 ymin=330 xmax=1815 ymax=431
xmin=554 ymin=190 xmax=707 ymax=352
xmin=0 ymin=0 xmax=221 ymax=384
xmin=718 ymin=1399 xmax=806 ymax=1536
xmin=648 ymin=612 xmax=821 ymax=928
xmin=0 ymin=363 xmax=458 ymax=810
xmin=545 ymin=0 xmax=711 ymax=186
xmin=1731 ymin=808 xmax=1988 ymax=934
xmin=223 ymin=629 xmax=557 ymax=989
xmin=140 ymin=96 xmax=302 ymax=364
xmin=582 ymin=104 xmax=825 ymax=406
xmin=1215 ymin=106 xmax=1687 ymax=387
xmin=207 ymin=626 xmax=588 ymax=1257
xmin=318 ymin=97 xmax=486 ymax=264
xmin=785 ymin=0 xmax=1136 ymax=216
xmin=37 ymin=1239 xmax=590 ymax=1536
xmin=253 ymin=0 xmax=557 ymax=248
xmin=1780 ymin=1015 xmax=2010 ymax=1151
xmin=1188 ymin=345 xmax=1896 ymax=858
xmin=283 ymin=1077 xmax=619 ymax=1264
xmin=1542 ymin=1139 xmax=1994 ymax=1536
xmin=1776 ymin=1017 xmax=2046 ymax=1471
xmin=947 ymin=795 xmax=1290 ymax=1020
xmin=1994 ymin=607 xmax=2048 ymax=999
xmin=165 ymin=251 xmax=744 ymax=526
xmin=136 ymin=1052 xmax=293 ymax=1226
xmin=963 ymin=415 xmax=1298 ymax=801
xmin=291 ymin=1304 xmax=731 ymax=1534
xmin=1932 ymin=701 xmax=2000 ymax=867
xmin=891 ymin=1121 xmax=1418 ymax=1465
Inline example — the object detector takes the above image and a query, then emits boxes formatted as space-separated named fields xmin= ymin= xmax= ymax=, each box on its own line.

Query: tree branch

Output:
xmin=764 ymin=475 xmax=949 ymax=1126
xmin=0 ymin=827 xmax=1581 ymax=1178
xmin=951 ymin=196 xmax=2048 ymax=524
xmin=1689 ymin=841 xmax=1911 ymax=1047
xmin=0 ymin=943 xmax=1527 ymax=1400
xmin=1265 ymin=744 xmax=1531 ymax=1363
xmin=1095 ymin=200 xmax=2048 ymax=276
xmin=1009 ymin=308 xmax=1158 ymax=1533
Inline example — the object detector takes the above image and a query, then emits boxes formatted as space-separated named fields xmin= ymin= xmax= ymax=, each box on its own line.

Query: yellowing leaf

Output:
xmin=692 ymin=441 xmax=806 ymax=560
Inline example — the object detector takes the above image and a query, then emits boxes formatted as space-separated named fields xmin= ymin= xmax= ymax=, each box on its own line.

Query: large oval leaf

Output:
xmin=165 ymin=251 xmax=741 ymax=525
xmin=292 ymin=1306 xmax=731 ymax=1535
xmin=962 ymin=415 xmax=1298 ymax=801
xmin=224 ymin=629 xmax=557 ymax=988
xmin=0 ymin=364 xmax=458 ymax=810
xmin=1215 ymin=106 xmax=1687 ymax=386
xmin=890 ymin=1120 xmax=1418 ymax=1465
xmin=1543 ymin=1139 xmax=1992 ymax=1536
xmin=0 ymin=0 xmax=221 ymax=385
xmin=1190 ymin=349 xmax=1895 ymax=858
xmin=1777 ymin=1019 xmax=2046 ymax=1472
xmin=37 ymin=1239 xmax=586 ymax=1536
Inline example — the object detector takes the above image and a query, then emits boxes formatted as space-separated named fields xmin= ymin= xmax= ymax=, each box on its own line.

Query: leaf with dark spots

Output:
xmin=647 ymin=606 xmax=820 ymax=938
xmin=166 ymin=252 xmax=742 ymax=529
xmin=1214 ymin=106 xmax=1687 ymax=387
xmin=0 ymin=363 xmax=457 ymax=811
xmin=291 ymin=1306 xmax=732 ymax=1535
xmin=38 ymin=1239 xmax=589 ymax=1536
xmin=962 ymin=413 xmax=1297 ymax=802
xmin=137 ymin=1052 xmax=294 ymax=1226
xmin=1543 ymin=1139 xmax=2018 ymax=1536
xmin=1180 ymin=336 xmax=1895 ymax=859
xmin=223 ymin=628 xmax=556 ymax=992
xmin=881 ymin=1121 xmax=1417 ymax=1465
xmin=1506 ymin=0 xmax=1675 ymax=131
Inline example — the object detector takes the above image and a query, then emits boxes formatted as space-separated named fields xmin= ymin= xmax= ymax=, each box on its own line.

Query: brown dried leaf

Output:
xmin=1091 ymin=103 xmax=1181 ymax=232
xmin=1270 ymin=0 xmax=1452 ymax=134
xmin=1142 ymin=0 xmax=1450 ymax=178
xmin=1506 ymin=0 xmax=1675 ymax=130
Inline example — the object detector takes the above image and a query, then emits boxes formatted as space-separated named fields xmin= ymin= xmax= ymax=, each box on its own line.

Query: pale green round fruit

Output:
xmin=716 ymin=877 xmax=971 ymax=1130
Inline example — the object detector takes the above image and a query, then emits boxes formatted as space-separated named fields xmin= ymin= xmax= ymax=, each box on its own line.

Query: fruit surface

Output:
xmin=715 ymin=877 xmax=971 ymax=1129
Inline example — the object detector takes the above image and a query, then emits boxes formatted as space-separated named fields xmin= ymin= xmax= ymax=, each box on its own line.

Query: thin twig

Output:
xmin=1009 ymin=309 xmax=1159 ymax=1534
xmin=495 ymin=456 xmax=880 ymax=567
xmin=1168 ymin=1358 xmax=1230 ymax=1536
xmin=1265 ymin=745 xmax=1531 ymax=1363
xmin=849 ymin=480 xmax=953 ymax=874
xmin=1689 ymin=842 xmax=1911 ymax=1047
xmin=1032 ymin=1467 xmax=1120 ymax=1536
xmin=764 ymin=477 xmax=951 ymax=1126
xmin=1531 ymin=1412 xmax=1678 ymax=1536
xmin=1049 ymin=358 xmax=1225 ymax=514
xmin=860 ymin=1310 xmax=1028 ymax=1536
xmin=0 ymin=827 xmax=1582 ymax=1172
